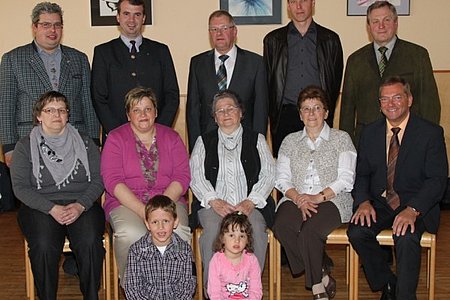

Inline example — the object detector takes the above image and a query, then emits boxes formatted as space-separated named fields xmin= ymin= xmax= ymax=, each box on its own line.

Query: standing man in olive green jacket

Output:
xmin=340 ymin=1 xmax=440 ymax=146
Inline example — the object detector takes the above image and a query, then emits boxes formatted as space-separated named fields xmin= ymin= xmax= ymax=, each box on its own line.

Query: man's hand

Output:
xmin=209 ymin=199 xmax=236 ymax=217
xmin=392 ymin=207 xmax=418 ymax=236
xmin=350 ymin=200 xmax=377 ymax=227
xmin=234 ymin=199 xmax=255 ymax=216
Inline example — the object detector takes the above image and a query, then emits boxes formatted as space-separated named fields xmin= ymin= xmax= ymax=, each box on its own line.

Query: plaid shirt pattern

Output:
xmin=124 ymin=232 xmax=196 ymax=300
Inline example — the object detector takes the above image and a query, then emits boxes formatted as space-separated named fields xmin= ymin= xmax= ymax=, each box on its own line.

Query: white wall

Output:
xmin=1 ymin=0 xmax=449 ymax=93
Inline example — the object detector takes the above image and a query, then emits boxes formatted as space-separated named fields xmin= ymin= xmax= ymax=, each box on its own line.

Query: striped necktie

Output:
xmin=217 ymin=55 xmax=229 ymax=91
xmin=378 ymin=46 xmax=388 ymax=77
xmin=386 ymin=127 xmax=401 ymax=210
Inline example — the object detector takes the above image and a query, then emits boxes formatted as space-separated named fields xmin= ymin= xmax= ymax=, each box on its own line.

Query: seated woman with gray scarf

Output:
xmin=190 ymin=90 xmax=275 ymax=289
xmin=10 ymin=91 xmax=105 ymax=300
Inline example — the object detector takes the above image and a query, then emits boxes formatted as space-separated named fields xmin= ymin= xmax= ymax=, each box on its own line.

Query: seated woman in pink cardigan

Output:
xmin=101 ymin=87 xmax=191 ymax=284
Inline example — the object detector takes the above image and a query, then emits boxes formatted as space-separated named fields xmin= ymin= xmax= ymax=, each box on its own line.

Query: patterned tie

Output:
xmin=378 ymin=46 xmax=388 ymax=77
xmin=130 ymin=40 xmax=137 ymax=56
xmin=386 ymin=127 xmax=401 ymax=210
xmin=217 ymin=55 xmax=229 ymax=91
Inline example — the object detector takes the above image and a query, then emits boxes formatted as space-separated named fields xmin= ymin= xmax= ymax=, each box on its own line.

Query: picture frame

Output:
xmin=220 ymin=0 xmax=281 ymax=25
xmin=90 ymin=0 xmax=152 ymax=26
xmin=347 ymin=0 xmax=410 ymax=16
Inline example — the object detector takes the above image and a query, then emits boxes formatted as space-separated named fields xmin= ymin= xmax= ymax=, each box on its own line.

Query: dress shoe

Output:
xmin=380 ymin=281 xmax=396 ymax=300
xmin=324 ymin=274 xmax=336 ymax=299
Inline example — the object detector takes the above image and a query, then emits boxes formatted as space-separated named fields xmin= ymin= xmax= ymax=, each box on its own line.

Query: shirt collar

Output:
xmin=373 ymin=35 xmax=397 ymax=59
xmin=214 ymin=44 xmax=237 ymax=62
xmin=120 ymin=34 xmax=143 ymax=50
xmin=34 ymin=40 xmax=61 ymax=56
xmin=299 ymin=122 xmax=330 ymax=141
xmin=288 ymin=20 xmax=317 ymax=37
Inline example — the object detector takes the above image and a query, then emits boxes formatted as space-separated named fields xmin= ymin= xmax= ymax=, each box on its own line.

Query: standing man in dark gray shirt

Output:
xmin=264 ymin=0 xmax=343 ymax=156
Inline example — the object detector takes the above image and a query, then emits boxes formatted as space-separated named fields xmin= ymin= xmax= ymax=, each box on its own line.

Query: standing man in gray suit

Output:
xmin=0 ymin=2 xmax=100 ymax=167
xmin=187 ymin=10 xmax=268 ymax=152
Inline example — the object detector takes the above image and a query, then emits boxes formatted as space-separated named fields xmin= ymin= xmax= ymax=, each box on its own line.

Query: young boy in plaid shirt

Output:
xmin=124 ymin=195 xmax=196 ymax=299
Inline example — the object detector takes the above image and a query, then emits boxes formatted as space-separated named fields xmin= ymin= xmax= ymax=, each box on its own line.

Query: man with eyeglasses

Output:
xmin=340 ymin=1 xmax=440 ymax=147
xmin=0 ymin=2 xmax=100 ymax=167
xmin=91 ymin=0 xmax=179 ymax=142
xmin=186 ymin=10 xmax=268 ymax=153
xmin=264 ymin=0 xmax=343 ymax=157
xmin=347 ymin=76 xmax=447 ymax=300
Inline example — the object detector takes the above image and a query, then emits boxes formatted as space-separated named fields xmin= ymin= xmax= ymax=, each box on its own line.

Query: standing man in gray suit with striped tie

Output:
xmin=187 ymin=10 xmax=269 ymax=153
xmin=0 ymin=2 xmax=100 ymax=167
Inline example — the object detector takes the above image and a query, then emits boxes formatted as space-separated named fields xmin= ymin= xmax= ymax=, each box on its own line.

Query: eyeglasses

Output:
xmin=42 ymin=108 xmax=69 ymax=116
xmin=379 ymin=94 xmax=405 ymax=104
xmin=299 ymin=105 xmax=324 ymax=114
xmin=36 ymin=22 xmax=63 ymax=30
xmin=215 ymin=106 xmax=239 ymax=116
xmin=131 ymin=107 xmax=154 ymax=115
xmin=208 ymin=25 xmax=235 ymax=33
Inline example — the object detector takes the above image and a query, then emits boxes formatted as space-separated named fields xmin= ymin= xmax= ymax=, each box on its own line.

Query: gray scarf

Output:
xmin=30 ymin=124 xmax=90 ymax=189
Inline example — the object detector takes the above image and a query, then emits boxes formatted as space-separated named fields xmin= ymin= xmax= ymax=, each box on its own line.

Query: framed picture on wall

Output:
xmin=220 ymin=0 xmax=281 ymax=25
xmin=347 ymin=0 xmax=410 ymax=16
xmin=90 ymin=0 xmax=152 ymax=26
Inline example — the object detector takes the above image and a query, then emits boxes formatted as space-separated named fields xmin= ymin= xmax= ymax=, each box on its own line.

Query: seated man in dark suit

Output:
xmin=186 ymin=10 xmax=268 ymax=153
xmin=347 ymin=76 xmax=448 ymax=300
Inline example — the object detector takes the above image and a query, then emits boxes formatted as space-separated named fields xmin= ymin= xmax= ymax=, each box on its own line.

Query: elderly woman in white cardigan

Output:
xmin=273 ymin=86 xmax=357 ymax=300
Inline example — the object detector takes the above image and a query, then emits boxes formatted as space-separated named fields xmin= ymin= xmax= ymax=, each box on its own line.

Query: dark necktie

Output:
xmin=387 ymin=127 xmax=401 ymax=210
xmin=217 ymin=55 xmax=229 ymax=91
xmin=130 ymin=40 xmax=137 ymax=56
xmin=378 ymin=46 xmax=388 ymax=77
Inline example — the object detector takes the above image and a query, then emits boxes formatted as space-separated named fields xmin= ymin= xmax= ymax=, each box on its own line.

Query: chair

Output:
xmin=194 ymin=227 xmax=276 ymax=300
xmin=274 ymin=224 xmax=357 ymax=300
xmin=352 ymin=230 xmax=436 ymax=300
xmin=24 ymin=232 xmax=111 ymax=300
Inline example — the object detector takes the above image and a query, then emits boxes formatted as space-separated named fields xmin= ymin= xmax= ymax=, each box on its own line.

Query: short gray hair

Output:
xmin=31 ymin=2 xmax=63 ymax=24
xmin=366 ymin=1 xmax=397 ymax=25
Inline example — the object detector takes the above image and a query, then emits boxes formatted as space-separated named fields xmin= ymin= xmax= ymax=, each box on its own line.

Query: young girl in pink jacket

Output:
xmin=207 ymin=212 xmax=263 ymax=300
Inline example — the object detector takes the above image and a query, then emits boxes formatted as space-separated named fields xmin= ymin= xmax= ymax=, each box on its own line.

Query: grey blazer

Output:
xmin=0 ymin=42 xmax=100 ymax=152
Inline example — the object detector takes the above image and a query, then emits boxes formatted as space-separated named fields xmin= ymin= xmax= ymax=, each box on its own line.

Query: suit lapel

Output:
xmin=229 ymin=47 xmax=244 ymax=89
xmin=28 ymin=46 xmax=52 ymax=90
xmin=59 ymin=49 xmax=71 ymax=92
xmin=206 ymin=50 xmax=218 ymax=88
xmin=396 ymin=115 xmax=418 ymax=168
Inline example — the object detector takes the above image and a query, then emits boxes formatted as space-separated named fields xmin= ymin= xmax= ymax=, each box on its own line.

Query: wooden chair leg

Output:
xmin=275 ymin=239 xmax=281 ymax=300
xmin=195 ymin=228 xmax=204 ymax=300
xmin=24 ymin=239 xmax=35 ymax=300
xmin=104 ymin=233 xmax=111 ymax=300
xmin=429 ymin=236 xmax=436 ymax=300
xmin=267 ymin=229 xmax=274 ymax=300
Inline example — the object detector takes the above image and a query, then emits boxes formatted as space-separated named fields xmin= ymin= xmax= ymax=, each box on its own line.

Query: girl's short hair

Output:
xmin=212 ymin=212 xmax=254 ymax=253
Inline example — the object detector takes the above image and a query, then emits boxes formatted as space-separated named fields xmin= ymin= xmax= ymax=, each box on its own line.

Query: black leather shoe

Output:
xmin=380 ymin=281 xmax=396 ymax=300
xmin=324 ymin=274 xmax=336 ymax=299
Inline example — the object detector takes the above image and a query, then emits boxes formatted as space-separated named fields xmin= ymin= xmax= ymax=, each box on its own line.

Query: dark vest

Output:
xmin=189 ymin=127 xmax=275 ymax=229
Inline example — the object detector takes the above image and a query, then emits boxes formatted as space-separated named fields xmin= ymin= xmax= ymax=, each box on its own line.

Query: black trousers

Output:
xmin=273 ymin=201 xmax=341 ymax=288
xmin=18 ymin=202 xmax=105 ymax=300
xmin=272 ymin=104 xmax=304 ymax=157
xmin=347 ymin=204 xmax=426 ymax=300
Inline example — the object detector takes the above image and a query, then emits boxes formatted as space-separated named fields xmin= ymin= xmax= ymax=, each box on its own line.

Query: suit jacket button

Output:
xmin=131 ymin=72 xmax=136 ymax=77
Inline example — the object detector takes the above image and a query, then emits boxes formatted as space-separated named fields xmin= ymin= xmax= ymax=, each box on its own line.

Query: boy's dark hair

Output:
xmin=144 ymin=195 xmax=177 ymax=221
xmin=213 ymin=212 xmax=254 ymax=253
